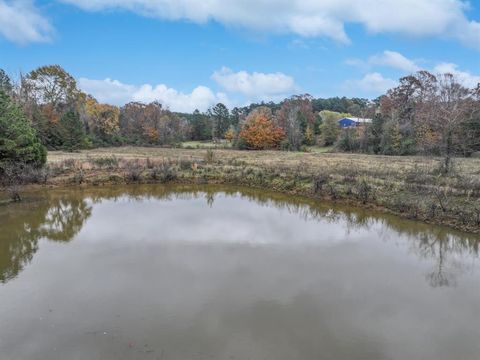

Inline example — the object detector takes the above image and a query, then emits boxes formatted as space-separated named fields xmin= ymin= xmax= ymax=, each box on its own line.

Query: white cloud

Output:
xmin=342 ymin=61 xmax=480 ymax=97
xmin=78 ymin=78 xmax=229 ymax=112
xmin=59 ymin=0 xmax=480 ymax=49
xmin=0 ymin=0 xmax=52 ymax=44
xmin=212 ymin=67 xmax=296 ymax=100
xmin=433 ymin=63 xmax=480 ymax=88
xmin=369 ymin=51 xmax=420 ymax=73
xmin=346 ymin=50 xmax=420 ymax=73
xmin=343 ymin=73 xmax=397 ymax=95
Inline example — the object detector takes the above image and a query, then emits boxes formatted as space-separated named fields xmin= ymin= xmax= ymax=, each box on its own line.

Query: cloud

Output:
xmin=342 ymin=62 xmax=480 ymax=97
xmin=212 ymin=67 xmax=296 ymax=100
xmin=343 ymin=73 xmax=397 ymax=95
xmin=369 ymin=51 xmax=420 ymax=73
xmin=347 ymin=50 xmax=420 ymax=73
xmin=78 ymin=78 xmax=229 ymax=112
xmin=59 ymin=0 xmax=480 ymax=49
xmin=433 ymin=63 xmax=480 ymax=88
xmin=0 ymin=0 xmax=52 ymax=44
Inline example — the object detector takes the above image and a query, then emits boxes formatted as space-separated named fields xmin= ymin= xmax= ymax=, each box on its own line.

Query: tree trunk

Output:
xmin=443 ymin=131 xmax=453 ymax=174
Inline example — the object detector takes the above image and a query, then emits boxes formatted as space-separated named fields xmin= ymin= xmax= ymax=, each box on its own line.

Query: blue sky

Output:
xmin=0 ymin=0 xmax=479 ymax=112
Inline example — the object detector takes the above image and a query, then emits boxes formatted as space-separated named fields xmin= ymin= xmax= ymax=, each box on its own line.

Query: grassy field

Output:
xmin=180 ymin=140 xmax=232 ymax=149
xmin=48 ymin=146 xmax=480 ymax=178
xmin=21 ymin=146 xmax=480 ymax=233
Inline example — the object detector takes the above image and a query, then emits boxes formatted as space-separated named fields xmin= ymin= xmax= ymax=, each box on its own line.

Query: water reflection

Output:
xmin=0 ymin=195 xmax=92 ymax=283
xmin=0 ymin=184 xmax=478 ymax=288
xmin=2 ymin=184 xmax=480 ymax=360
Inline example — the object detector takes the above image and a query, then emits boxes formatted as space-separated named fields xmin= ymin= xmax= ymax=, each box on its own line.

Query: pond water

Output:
xmin=0 ymin=185 xmax=479 ymax=360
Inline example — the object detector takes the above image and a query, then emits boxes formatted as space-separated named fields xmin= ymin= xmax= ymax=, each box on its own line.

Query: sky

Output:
xmin=0 ymin=0 xmax=479 ymax=112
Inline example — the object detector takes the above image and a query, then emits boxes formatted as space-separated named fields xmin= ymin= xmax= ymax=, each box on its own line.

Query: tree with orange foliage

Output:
xmin=239 ymin=113 xmax=285 ymax=150
xmin=84 ymin=96 xmax=120 ymax=141
xmin=224 ymin=127 xmax=235 ymax=142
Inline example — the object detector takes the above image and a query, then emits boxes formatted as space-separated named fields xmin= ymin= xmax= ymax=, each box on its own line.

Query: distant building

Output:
xmin=338 ymin=117 xmax=373 ymax=128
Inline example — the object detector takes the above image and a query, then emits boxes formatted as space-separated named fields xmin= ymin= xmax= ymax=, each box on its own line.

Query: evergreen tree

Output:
xmin=60 ymin=111 xmax=85 ymax=151
xmin=32 ymin=109 xmax=65 ymax=150
xmin=0 ymin=91 xmax=46 ymax=171
xmin=0 ymin=69 xmax=12 ymax=94
xmin=209 ymin=103 xmax=230 ymax=140
xmin=191 ymin=109 xmax=213 ymax=141
xmin=369 ymin=113 xmax=385 ymax=154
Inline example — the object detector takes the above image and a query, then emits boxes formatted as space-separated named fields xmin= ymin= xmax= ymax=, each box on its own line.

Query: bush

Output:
xmin=336 ymin=128 xmax=359 ymax=152
xmin=280 ymin=139 xmax=293 ymax=151
xmin=204 ymin=149 xmax=216 ymax=163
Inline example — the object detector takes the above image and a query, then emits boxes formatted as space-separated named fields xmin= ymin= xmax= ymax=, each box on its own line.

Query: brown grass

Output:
xmin=8 ymin=146 xmax=480 ymax=233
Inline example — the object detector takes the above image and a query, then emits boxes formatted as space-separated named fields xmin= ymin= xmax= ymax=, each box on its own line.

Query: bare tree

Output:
xmin=432 ymin=74 xmax=472 ymax=173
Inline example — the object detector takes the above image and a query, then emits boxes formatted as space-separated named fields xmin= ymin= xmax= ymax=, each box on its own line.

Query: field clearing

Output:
xmin=48 ymin=146 xmax=480 ymax=179
xmin=17 ymin=146 xmax=477 ymax=233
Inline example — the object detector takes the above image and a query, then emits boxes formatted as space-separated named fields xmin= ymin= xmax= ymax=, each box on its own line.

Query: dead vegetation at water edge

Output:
xmin=2 ymin=147 xmax=480 ymax=233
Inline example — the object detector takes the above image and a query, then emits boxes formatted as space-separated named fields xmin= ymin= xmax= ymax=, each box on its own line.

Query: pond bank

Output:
xmin=2 ymin=148 xmax=479 ymax=234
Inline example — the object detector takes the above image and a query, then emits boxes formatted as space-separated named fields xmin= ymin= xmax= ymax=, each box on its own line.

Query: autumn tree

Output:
xmin=84 ymin=96 xmax=120 ymax=143
xmin=432 ymin=74 xmax=473 ymax=172
xmin=20 ymin=65 xmax=83 ymax=149
xmin=239 ymin=112 xmax=285 ymax=150
xmin=119 ymin=101 xmax=188 ymax=145
xmin=378 ymin=71 xmax=439 ymax=155
xmin=224 ymin=127 xmax=235 ymax=142
xmin=460 ymin=84 xmax=480 ymax=155
xmin=22 ymin=65 xmax=79 ymax=111
xmin=275 ymin=95 xmax=316 ymax=150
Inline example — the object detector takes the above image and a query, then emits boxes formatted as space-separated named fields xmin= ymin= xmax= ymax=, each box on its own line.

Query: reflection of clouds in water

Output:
xmin=1 ymin=185 xmax=479 ymax=287
xmin=1 ymin=186 xmax=480 ymax=360
xmin=80 ymin=193 xmax=371 ymax=247
xmin=78 ymin=187 xmax=480 ymax=289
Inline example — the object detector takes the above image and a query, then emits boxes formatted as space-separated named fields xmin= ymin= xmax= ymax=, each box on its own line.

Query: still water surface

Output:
xmin=1 ymin=185 xmax=479 ymax=360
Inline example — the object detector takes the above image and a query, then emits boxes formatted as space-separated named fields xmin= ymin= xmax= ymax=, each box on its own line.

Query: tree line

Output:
xmin=1 ymin=65 xmax=479 ymax=176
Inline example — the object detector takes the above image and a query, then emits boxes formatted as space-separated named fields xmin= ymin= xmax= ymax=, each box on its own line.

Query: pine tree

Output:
xmin=60 ymin=111 xmax=85 ymax=151
xmin=0 ymin=91 xmax=46 ymax=171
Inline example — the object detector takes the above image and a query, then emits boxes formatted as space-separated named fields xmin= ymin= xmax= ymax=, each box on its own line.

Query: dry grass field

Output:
xmin=48 ymin=146 xmax=480 ymax=180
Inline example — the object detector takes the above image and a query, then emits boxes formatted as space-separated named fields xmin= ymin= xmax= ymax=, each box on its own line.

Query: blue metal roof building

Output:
xmin=338 ymin=117 xmax=373 ymax=128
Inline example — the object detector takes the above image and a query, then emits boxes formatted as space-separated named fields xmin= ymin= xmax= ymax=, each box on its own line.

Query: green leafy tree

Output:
xmin=319 ymin=111 xmax=349 ymax=146
xmin=319 ymin=111 xmax=346 ymax=146
xmin=0 ymin=91 xmax=46 ymax=170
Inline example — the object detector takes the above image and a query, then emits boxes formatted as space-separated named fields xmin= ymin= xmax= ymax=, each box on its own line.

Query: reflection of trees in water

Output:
xmin=72 ymin=184 xmax=480 ymax=288
xmin=0 ymin=196 xmax=92 ymax=283
xmin=217 ymin=186 xmax=480 ymax=288
xmin=38 ymin=199 xmax=92 ymax=242
xmin=1 ymin=184 xmax=478 ymax=287
xmin=415 ymin=232 xmax=479 ymax=288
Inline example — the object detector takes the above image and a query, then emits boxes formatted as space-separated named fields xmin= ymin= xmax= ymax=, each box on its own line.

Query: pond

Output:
xmin=0 ymin=184 xmax=479 ymax=360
